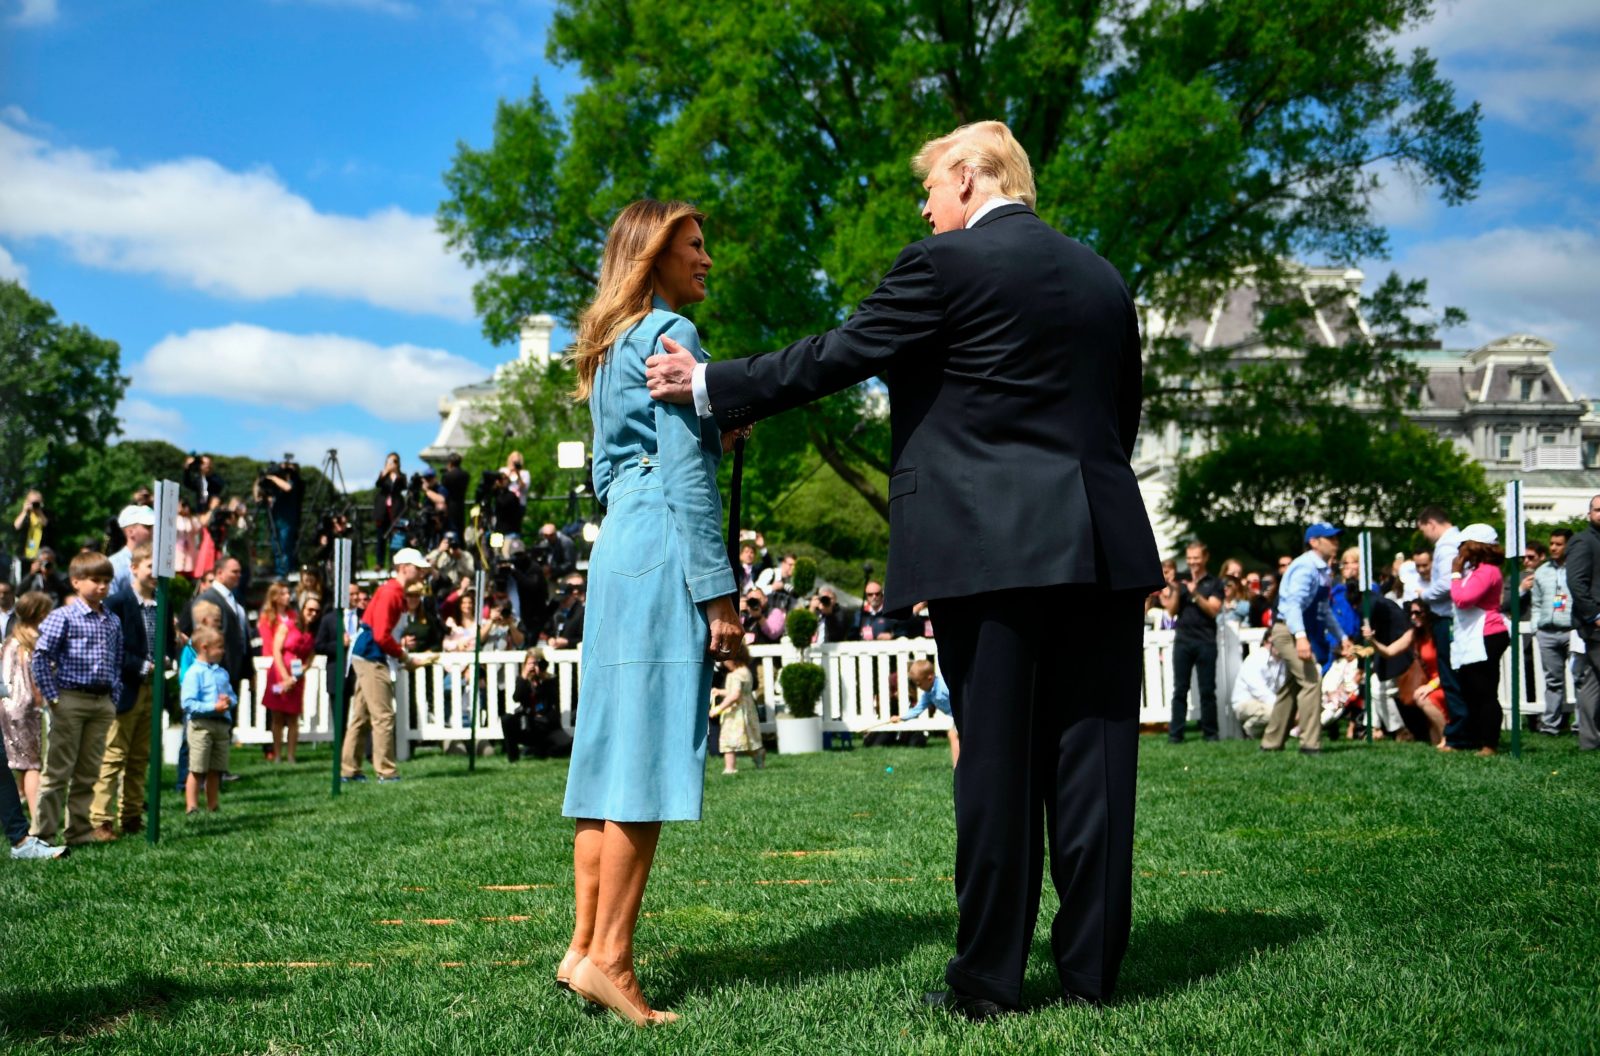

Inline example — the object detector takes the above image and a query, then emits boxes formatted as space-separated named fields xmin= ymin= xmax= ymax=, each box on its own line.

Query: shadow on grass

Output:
xmin=1113 ymin=907 xmax=1326 ymax=1001
xmin=656 ymin=908 xmax=953 ymax=1003
xmin=0 ymin=972 xmax=284 ymax=1043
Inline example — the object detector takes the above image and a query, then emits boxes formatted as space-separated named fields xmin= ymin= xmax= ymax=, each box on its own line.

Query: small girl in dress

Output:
xmin=710 ymin=638 xmax=764 ymax=774
xmin=1 ymin=592 xmax=55 ymax=819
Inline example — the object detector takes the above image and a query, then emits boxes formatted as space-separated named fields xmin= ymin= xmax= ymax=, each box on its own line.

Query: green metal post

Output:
xmin=146 ymin=577 xmax=170 ymax=844
xmin=469 ymin=617 xmax=481 ymax=772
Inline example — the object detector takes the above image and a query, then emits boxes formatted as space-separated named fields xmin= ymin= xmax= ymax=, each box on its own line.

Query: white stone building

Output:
xmin=1136 ymin=267 xmax=1600 ymax=554
xmin=420 ymin=314 xmax=558 ymax=465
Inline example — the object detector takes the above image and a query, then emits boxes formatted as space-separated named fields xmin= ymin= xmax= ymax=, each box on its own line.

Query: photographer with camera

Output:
xmin=536 ymin=523 xmax=577 ymax=579
xmin=182 ymin=454 xmax=226 ymax=509
xmin=495 ymin=542 xmax=552 ymax=637
xmin=372 ymin=453 xmax=407 ymax=568
xmin=18 ymin=548 xmax=68 ymax=606
xmin=13 ymin=491 xmax=51 ymax=573
xmin=741 ymin=587 xmax=785 ymax=645
xmin=544 ymin=575 xmax=586 ymax=650
xmin=755 ymin=553 xmax=799 ymax=613
xmin=409 ymin=467 xmax=448 ymax=551
xmin=428 ymin=531 xmax=474 ymax=594
xmin=259 ymin=455 xmax=307 ymax=577
xmin=808 ymin=588 xmax=850 ymax=644
xmin=441 ymin=453 xmax=470 ymax=540
xmin=494 ymin=472 xmax=525 ymax=544
xmin=505 ymin=648 xmax=572 ymax=761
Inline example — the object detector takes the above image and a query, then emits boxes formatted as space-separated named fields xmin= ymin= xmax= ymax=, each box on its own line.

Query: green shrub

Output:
xmin=785 ymin=606 xmax=819 ymax=649
xmin=778 ymin=661 xmax=825 ymax=719
xmin=791 ymin=556 xmax=818 ymax=597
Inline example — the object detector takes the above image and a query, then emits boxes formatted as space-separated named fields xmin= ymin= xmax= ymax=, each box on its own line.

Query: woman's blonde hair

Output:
xmin=570 ymin=199 xmax=706 ymax=400
xmin=263 ymin=581 xmax=291 ymax=624
xmin=12 ymin=591 xmax=54 ymax=655
xmin=912 ymin=120 xmax=1036 ymax=209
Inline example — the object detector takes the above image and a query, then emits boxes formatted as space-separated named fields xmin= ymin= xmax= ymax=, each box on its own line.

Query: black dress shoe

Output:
xmin=923 ymin=989 xmax=1012 ymax=1022
xmin=1059 ymin=989 xmax=1104 ymax=1009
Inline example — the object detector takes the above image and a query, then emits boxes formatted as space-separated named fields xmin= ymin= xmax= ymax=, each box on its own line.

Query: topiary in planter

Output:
xmin=785 ymin=606 xmax=819 ymax=650
xmin=778 ymin=661 xmax=825 ymax=719
xmin=792 ymin=556 xmax=818 ymax=597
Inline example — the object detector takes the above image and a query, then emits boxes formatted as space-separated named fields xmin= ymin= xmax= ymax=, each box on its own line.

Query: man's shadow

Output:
xmin=1093 ymin=907 xmax=1326 ymax=1003
xmin=0 ymin=972 xmax=284 ymax=1044
xmin=652 ymin=908 xmax=952 ymax=1004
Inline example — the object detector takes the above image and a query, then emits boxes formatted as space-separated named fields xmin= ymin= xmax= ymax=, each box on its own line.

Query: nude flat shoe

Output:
xmin=569 ymin=956 xmax=677 ymax=1026
xmin=555 ymin=948 xmax=584 ymax=991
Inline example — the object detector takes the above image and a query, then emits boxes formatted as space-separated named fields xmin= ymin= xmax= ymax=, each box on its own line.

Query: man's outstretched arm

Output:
xmin=647 ymin=241 xmax=943 ymax=429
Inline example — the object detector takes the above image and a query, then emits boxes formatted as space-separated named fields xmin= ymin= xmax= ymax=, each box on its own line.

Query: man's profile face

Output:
xmin=215 ymin=559 xmax=241 ymax=590
xmin=1277 ymin=555 xmax=1292 ymax=575
xmin=1589 ymin=496 xmax=1600 ymax=531
xmin=1550 ymin=535 xmax=1567 ymax=561
xmin=1310 ymin=536 xmax=1339 ymax=559
xmin=920 ymin=160 xmax=972 ymax=234
xmin=781 ymin=556 xmax=796 ymax=576
xmin=1417 ymin=519 xmax=1444 ymax=544
xmin=125 ymin=523 xmax=152 ymax=546
xmin=0 ymin=584 xmax=12 ymax=610
xmin=740 ymin=545 xmax=755 ymax=564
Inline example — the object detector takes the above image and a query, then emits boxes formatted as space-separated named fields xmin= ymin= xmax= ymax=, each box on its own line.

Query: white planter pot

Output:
xmin=776 ymin=715 xmax=823 ymax=754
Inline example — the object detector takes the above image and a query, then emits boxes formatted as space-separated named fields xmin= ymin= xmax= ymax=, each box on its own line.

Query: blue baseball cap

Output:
xmin=1304 ymin=522 xmax=1342 ymax=543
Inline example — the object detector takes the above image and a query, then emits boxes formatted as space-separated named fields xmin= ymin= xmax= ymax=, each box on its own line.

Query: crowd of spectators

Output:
xmin=1158 ymin=497 xmax=1600 ymax=756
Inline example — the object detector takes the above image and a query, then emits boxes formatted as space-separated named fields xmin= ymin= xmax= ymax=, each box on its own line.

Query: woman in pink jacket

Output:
xmin=1445 ymin=524 xmax=1509 ymax=756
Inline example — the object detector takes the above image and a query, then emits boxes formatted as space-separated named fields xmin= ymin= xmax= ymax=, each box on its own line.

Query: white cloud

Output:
xmin=1393 ymin=224 xmax=1600 ymax=397
xmin=117 ymin=397 xmax=186 ymax=441
xmin=136 ymin=323 xmax=485 ymax=423
xmin=1395 ymin=1 xmax=1600 ymax=168
xmin=0 ymin=244 xmax=26 ymax=286
xmin=10 ymin=0 xmax=59 ymax=27
xmin=0 ymin=117 xmax=475 ymax=319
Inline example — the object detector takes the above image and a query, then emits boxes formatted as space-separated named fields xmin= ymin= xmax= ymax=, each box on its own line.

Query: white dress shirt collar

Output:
xmin=966 ymin=196 xmax=1025 ymax=229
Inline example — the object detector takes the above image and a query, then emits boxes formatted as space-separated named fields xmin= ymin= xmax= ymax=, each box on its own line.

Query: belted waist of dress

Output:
xmin=611 ymin=453 xmax=660 ymax=477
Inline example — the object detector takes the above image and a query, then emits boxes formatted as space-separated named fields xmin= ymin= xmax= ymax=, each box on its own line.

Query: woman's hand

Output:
xmin=706 ymin=596 xmax=741 ymax=659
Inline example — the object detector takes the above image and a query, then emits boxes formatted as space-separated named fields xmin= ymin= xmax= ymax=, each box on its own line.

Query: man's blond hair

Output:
xmin=912 ymin=121 xmax=1036 ymax=209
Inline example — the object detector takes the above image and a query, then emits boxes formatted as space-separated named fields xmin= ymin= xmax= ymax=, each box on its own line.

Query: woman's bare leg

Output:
xmin=569 ymin=819 xmax=603 ymax=959
xmin=270 ymin=714 xmax=284 ymax=761
xmin=1422 ymin=702 xmax=1445 ymax=745
xmin=19 ymin=769 xmax=40 ymax=817
xmin=286 ymin=717 xmax=300 ymax=763
xmin=587 ymin=820 xmax=663 ymax=1013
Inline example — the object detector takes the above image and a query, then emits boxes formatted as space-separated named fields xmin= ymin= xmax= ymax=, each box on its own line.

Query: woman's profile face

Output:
xmin=653 ymin=219 xmax=711 ymax=310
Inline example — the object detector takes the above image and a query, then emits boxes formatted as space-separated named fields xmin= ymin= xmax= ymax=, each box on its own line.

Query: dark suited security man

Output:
xmin=647 ymin=120 xmax=1160 ymax=1018
xmin=1565 ymin=493 xmax=1600 ymax=750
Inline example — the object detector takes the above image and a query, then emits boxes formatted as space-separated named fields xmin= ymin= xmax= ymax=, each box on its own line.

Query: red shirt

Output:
xmin=361 ymin=578 xmax=407 ymax=658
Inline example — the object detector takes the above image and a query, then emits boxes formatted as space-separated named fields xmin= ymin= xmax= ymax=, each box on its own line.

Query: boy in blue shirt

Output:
xmin=182 ymin=627 xmax=234 ymax=814
xmin=894 ymin=659 xmax=959 ymax=766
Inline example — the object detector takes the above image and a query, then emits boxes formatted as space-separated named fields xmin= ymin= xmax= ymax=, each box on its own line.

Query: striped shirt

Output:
xmin=31 ymin=598 xmax=124 ymax=704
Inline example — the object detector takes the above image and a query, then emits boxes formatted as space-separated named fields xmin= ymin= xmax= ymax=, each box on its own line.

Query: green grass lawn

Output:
xmin=3 ymin=734 xmax=1598 ymax=1054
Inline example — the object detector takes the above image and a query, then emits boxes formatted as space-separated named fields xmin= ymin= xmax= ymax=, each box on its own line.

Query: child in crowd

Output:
xmin=174 ymin=600 xmax=225 ymax=794
xmin=28 ymin=552 xmax=122 ymax=846
xmin=182 ymin=627 xmax=234 ymax=814
xmin=896 ymin=658 xmax=959 ymax=766
xmin=710 ymin=638 xmax=764 ymax=774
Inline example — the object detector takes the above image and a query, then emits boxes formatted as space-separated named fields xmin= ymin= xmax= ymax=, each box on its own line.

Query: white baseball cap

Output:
xmin=117 ymin=505 xmax=156 ymax=529
xmin=392 ymin=547 xmax=431 ymax=569
xmin=1459 ymin=523 xmax=1499 ymax=545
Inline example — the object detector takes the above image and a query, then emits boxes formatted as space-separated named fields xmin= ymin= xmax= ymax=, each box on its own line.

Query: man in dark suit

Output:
xmin=94 ymin=546 xmax=172 ymax=838
xmin=179 ymin=556 xmax=251 ymax=692
xmin=648 ymin=120 xmax=1161 ymax=1017
xmin=1565 ymin=493 xmax=1600 ymax=750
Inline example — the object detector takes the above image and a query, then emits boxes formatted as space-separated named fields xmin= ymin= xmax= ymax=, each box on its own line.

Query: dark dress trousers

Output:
xmin=703 ymin=204 xmax=1162 ymax=1005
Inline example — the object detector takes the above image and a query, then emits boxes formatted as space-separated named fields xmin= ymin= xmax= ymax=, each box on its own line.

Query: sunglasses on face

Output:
xmin=865 ymin=591 xmax=883 ymax=598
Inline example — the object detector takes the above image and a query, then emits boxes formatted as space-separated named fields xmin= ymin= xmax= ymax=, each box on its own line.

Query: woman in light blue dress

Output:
xmin=557 ymin=200 xmax=743 ymax=1027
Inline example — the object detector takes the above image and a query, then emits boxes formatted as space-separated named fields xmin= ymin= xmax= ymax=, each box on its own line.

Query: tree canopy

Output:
xmin=438 ymin=0 xmax=1482 ymax=547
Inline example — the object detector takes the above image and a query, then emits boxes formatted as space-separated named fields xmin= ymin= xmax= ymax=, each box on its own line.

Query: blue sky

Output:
xmin=3 ymin=0 xmax=1598 ymax=487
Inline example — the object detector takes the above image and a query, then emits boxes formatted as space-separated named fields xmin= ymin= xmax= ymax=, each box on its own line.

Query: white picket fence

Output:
xmin=153 ymin=624 xmax=1581 ymax=758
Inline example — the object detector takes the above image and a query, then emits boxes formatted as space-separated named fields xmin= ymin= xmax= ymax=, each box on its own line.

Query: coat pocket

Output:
xmin=889 ymin=468 xmax=917 ymax=500
xmin=604 ymin=507 xmax=668 ymax=579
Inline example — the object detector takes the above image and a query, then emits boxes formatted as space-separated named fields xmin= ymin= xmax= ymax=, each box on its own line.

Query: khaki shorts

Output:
xmin=188 ymin=717 xmax=232 ymax=775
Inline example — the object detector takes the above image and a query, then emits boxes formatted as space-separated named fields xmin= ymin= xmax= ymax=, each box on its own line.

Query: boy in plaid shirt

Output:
xmin=29 ymin=552 xmax=122 ymax=846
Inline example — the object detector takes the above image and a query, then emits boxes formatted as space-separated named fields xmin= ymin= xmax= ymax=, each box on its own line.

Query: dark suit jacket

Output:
xmin=705 ymin=205 xmax=1162 ymax=609
xmin=105 ymin=587 xmax=150 ymax=715
xmin=181 ymin=587 xmax=251 ymax=690
xmin=1568 ymin=525 xmax=1600 ymax=631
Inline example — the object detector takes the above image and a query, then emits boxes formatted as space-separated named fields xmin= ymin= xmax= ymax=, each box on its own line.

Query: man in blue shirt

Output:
xmin=1261 ymin=524 xmax=1351 ymax=755
xmin=1416 ymin=506 xmax=1467 ymax=745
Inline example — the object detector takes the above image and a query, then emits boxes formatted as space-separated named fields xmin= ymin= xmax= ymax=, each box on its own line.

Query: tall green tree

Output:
xmin=439 ymin=0 xmax=1480 ymax=529
xmin=0 ymin=280 xmax=130 ymax=550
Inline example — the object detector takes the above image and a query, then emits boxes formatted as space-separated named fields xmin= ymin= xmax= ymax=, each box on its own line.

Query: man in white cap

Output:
xmin=342 ymin=548 xmax=430 ymax=783
xmin=108 ymin=505 xmax=155 ymax=596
